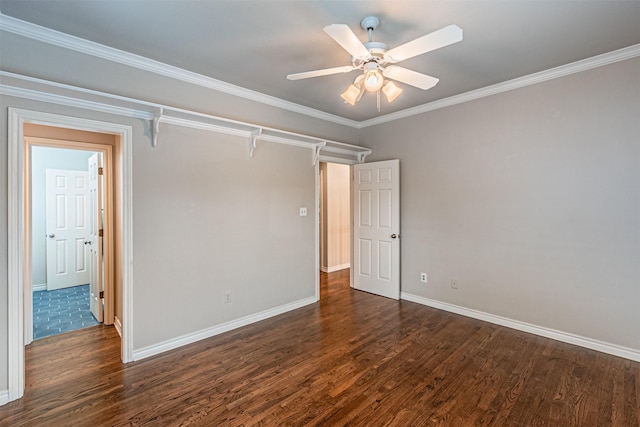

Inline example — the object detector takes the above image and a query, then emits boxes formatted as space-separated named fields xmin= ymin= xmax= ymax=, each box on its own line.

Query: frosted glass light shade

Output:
xmin=382 ymin=81 xmax=403 ymax=103
xmin=341 ymin=84 xmax=361 ymax=105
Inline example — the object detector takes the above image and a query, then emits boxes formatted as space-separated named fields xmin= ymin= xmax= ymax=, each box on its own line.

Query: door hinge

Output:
xmin=99 ymin=291 xmax=104 ymax=299
xmin=98 ymin=167 xmax=104 ymax=175
xmin=98 ymin=229 xmax=104 ymax=237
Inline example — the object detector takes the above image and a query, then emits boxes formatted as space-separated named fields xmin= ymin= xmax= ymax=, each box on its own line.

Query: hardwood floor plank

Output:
xmin=2 ymin=269 xmax=639 ymax=426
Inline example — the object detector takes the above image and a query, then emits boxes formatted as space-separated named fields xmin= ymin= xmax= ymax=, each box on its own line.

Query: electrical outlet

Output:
xmin=420 ymin=273 xmax=427 ymax=283
xmin=450 ymin=279 xmax=458 ymax=289
xmin=299 ymin=207 xmax=307 ymax=217
xmin=224 ymin=291 xmax=231 ymax=303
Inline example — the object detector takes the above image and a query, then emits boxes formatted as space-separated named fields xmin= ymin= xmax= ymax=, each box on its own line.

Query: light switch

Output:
xmin=299 ymin=207 xmax=307 ymax=217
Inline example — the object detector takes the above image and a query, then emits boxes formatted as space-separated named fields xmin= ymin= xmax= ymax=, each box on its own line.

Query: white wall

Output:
xmin=30 ymin=147 xmax=94 ymax=289
xmin=360 ymin=57 xmax=640 ymax=353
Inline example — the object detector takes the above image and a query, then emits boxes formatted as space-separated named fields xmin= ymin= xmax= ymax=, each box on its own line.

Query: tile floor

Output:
xmin=33 ymin=284 xmax=100 ymax=340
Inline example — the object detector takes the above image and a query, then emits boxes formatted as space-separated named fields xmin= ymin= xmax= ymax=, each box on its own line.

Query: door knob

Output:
xmin=48 ymin=234 xmax=55 ymax=238
xmin=84 ymin=241 xmax=92 ymax=245
xmin=391 ymin=234 xmax=397 ymax=239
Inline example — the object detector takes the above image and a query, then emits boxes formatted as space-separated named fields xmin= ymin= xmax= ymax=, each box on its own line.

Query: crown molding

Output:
xmin=0 ymin=13 xmax=360 ymax=129
xmin=2 ymin=13 xmax=638 ymax=130
xmin=358 ymin=43 xmax=640 ymax=128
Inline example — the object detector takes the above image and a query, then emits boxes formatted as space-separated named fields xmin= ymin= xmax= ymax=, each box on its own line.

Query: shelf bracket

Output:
xmin=313 ymin=142 xmax=326 ymax=166
xmin=152 ymin=108 xmax=163 ymax=148
xmin=357 ymin=151 xmax=369 ymax=164
xmin=249 ymin=128 xmax=262 ymax=158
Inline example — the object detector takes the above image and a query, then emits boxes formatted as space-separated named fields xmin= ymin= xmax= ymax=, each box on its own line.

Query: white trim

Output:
xmin=315 ymin=161 xmax=320 ymax=302
xmin=6 ymin=108 xmax=134 ymax=404
xmin=321 ymin=263 xmax=351 ymax=273
xmin=132 ymin=296 xmax=317 ymax=361
xmin=360 ymin=44 xmax=640 ymax=128
xmin=7 ymin=108 xmax=24 ymax=403
xmin=32 ymin=283 xmax=47 ymax=292
xmin=120 ymin=120 xmax=134 ymax=364
xmin=0 ymin=390 xmax=9 ymax=406
xmin=401 ymin=292 xmax=640 ymax=362
xmin=0 ymin=13 xmax=358 ymax=128
xmin=114 ymin=316 xmax=123 ymax=338
xmin=318 ymin=155 xmax=358 ymax=165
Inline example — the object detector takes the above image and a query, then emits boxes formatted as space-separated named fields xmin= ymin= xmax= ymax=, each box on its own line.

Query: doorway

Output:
xmin=25 ymin=125 xmax=116 ymax=343
xmin=319 ymin=162 xmax=351 ymax=280
xmin=7 ymin=107 xmax=133 ymax=403
xmin=31 ymin=146 xmax=101 ymax=339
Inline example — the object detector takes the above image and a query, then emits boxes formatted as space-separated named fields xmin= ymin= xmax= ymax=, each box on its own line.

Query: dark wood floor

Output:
xmin=2 ymin=269 xmax=639 ymax=426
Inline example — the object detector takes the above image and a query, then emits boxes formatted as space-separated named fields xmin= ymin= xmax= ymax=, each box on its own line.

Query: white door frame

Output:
xmin=7 ymin=108 xmax=134 ymax=403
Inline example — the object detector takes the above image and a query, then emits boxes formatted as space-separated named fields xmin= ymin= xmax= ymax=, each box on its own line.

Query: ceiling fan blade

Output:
xmin=384 ymin=25 xmax=463 ymax=63
xmin=382 ymin=66 xmax=439 ymax=90
xmin=323 ymin=24 xmax=371 ymax=60
xmin=287 ymin=65 xmax=356 ymax=80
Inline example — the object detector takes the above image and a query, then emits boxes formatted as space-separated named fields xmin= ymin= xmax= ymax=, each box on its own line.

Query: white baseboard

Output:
xmin=321 ymin=263 xmax=350 ymax=273
xmin=0 ymin=389 xmax=9 ymax=406
xmin=114 ymin=316 xmax=122 ymax=337
xmin=32 ymin=283 xmax=46 ymax=292
xmin=132 ymin=296 xmax=318 ymax=361
xmin=401 ymin=292 xmax=640 ymax=362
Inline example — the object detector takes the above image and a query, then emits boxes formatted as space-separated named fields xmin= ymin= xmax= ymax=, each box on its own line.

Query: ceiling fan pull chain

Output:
xmin=377 ymin=90 xmax=381 ymax=112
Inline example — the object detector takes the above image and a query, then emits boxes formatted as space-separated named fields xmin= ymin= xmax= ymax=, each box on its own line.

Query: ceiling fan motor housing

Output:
xmin=352 ymin=42 xmax=388 ymax=69
xmin=360 ymin=16 xmax=380 ymax=31
xmin=365 ymin=42 xmax=388 ymax=58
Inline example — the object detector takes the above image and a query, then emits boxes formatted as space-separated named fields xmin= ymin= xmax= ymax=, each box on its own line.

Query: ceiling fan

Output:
xmin=287 ymin=16 xmax=463 ymax=109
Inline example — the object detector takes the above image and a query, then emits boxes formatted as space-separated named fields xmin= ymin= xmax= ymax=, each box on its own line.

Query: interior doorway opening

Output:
xmin=31 ymin=146 xmax=100 ymax=340
xmin=24 ymin=124 xmax=119 ymax=344
xmin=8 ymin=107 xmax=133 ymax=403
xmin=319 ymin=162 xmax=351 ymax=297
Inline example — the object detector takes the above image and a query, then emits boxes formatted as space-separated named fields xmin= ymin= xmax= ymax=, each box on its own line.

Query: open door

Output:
xmin=88 ymin=153 xmax=104 ymax=322
xmin=353 ymin=160 xmax=400 ymax=300
xmin=45 ymin=169 xmax=90 ymax=290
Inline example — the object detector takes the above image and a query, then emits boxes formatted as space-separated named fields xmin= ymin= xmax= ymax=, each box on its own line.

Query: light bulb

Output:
xmin=364 ymin=70 xmax=384 ymax=92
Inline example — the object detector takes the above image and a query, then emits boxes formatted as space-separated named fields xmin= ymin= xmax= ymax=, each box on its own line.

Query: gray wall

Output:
xmin=132 ymin=125 xmax=316 ymax=348
xmin=0 ymin=30 xmax=358 ymax=393
xmin=360 ymin=57 xmax=640 ymax=351
xmin=31 ymin=147 xmax=95 ymax=288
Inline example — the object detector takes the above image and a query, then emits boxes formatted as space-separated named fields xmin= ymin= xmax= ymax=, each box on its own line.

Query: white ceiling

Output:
xmin=1 ymin=1 xmax=639 ymax=123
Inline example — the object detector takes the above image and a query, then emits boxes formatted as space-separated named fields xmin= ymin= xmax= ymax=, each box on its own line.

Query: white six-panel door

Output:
xmin=45 ymin=169 xmax=91 ymax=290
xmin=353 ymin=159 xmax=400 ymax=300
xmin=88 ymin=153 xmax=104 ymax=322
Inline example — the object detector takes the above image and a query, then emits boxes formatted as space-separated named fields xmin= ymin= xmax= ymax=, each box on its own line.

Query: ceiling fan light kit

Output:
xmin=286 ymin=15 xmax=463 ymax=111
xmin=340 ymin=83 xmax=361 ymax=105
xmin=382 ymin=81 xmax=403 ymax=103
